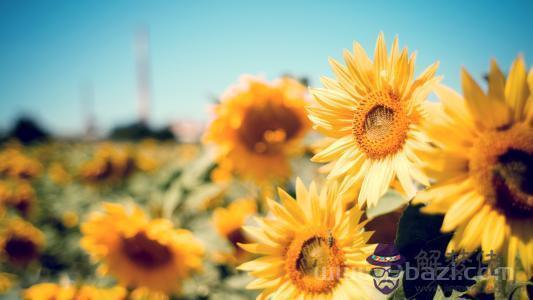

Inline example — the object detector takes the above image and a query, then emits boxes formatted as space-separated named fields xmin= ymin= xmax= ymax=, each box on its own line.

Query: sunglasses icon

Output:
xmin=370 ymin=267 xmax=402 ymax=278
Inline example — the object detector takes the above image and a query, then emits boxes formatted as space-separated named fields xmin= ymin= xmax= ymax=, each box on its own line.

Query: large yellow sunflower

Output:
xmin=0 ymin=218 xmax=44 ymax=266
xmin=308 ymin=33 xmax=440 ymax=207
xmin=80 ymin=203 xmax=204 ymax=293
xmin=204 ymin=76 xmax=310 ymax=184
xmin=415 ymin=56 xmax=533 ymax=276
xmin=237 ymin=179 xmax=381 ymax=299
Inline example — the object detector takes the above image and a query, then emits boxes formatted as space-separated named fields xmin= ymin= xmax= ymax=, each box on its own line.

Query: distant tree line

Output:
xmin=1 ymin=117 xmax=176 ymax=145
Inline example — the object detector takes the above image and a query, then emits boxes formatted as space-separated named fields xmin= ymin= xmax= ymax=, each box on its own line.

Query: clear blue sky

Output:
xmin=1 ymin=0 xmax=532 ymax=135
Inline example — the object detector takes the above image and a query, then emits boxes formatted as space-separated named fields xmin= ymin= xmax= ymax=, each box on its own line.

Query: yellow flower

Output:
xmin=415 ymin=56 xmax=533 ymax=276
xmin=212 ymin=198 xmax=256 ymax=264
xmin=204 ymin=76 xmax=310 ymax=184
xmin=81 ymin=203 xmax=204 ymax=293
xmin=0 ymin=273 xmax=15 ymax=294
xmin=48 ymin=162 xmax=71 ymax=185
xmin=0 ymin=149 xmax=41 ymax=179
xmin=62 ymin=210 xmax=79 ymax=228
xmin=22 ymin=283 xmax=126 ymax=300
xmin=308 ymin=33 xmax=440 ymax=207
xmin=79 ymin=144 xmax=135 ymax=183
xmin=76 ymin=285 xmax=127 ymax=300
xmin=0 ymin=218 xmax=44 ymax=266
xmin=130 ymin=287 xmax=169 ymax=300
xmin=0 ymin=180 xmax=36 ymax=217
xmin=237 ymin=179 xmax=380 ymax=299
xmin=23 ymin=283 xmax=75 ymax=300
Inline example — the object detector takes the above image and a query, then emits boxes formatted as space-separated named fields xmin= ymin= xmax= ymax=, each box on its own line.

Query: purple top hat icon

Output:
xmin=366 ymin=243 xmax=405 ymax=267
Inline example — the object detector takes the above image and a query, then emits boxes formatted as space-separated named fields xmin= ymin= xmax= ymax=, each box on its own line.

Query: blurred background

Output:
xmin=1 ymin=0 xmax=532 ymax=141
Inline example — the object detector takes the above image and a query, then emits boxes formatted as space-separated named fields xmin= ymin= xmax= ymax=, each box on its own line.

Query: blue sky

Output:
xmin=0 ymin=0 xmax=532 ymax=135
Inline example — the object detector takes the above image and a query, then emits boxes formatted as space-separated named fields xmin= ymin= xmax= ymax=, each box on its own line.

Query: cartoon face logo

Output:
xmin=366 ymin=244 xmax=404 ymax=295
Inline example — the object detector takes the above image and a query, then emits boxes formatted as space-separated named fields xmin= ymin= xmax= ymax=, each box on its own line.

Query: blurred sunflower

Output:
xmin=130 ymin=287 xmax=169 ymax=300
xmin=212 ymin=198 xmax=256 ymax=264
xmin=0 ymin=149 xmax=42 ymax=179
xmin=23 ymin=283 xmax=75 ymax=300
xmin=237 ymin=179 xmax=380 ymax=299
xmin=79 ymin=144 xmax=136 ymax=183
xmin=0 ymin=180 xmax=36 ymax=217
xmin=308 ymin=33 xmax=440 ymax=207
xmin=0 ymin=273 xmax=15 ymax=294
xmin=0 ymin=218 xmax=44 ymax=266
xmin=76 ymin=284 xmax=127 ymax=300
xmin=205 ymin=76 xmax=310 ymax=184
xmin=23 ymin=282 xmax=125 ymax=300
xmin=415 ymin=56 xmax=533 ymax=276
xmin=81 ymin=203 xmax=204 ymax=293
xmin=48 ymin=162 xmax=71 ymax=185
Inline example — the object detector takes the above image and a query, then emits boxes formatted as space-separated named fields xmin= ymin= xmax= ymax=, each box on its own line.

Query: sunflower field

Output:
xmin=0 ymin=33 xmax=532 ymax=300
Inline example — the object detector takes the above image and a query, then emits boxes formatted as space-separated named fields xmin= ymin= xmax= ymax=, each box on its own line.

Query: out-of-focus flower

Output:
xmin=130 ymin=287 xmax=169 ymax=300
xmin=48 ymin=162 xmax=71 ymax=185
xmin=204 ymin=76 xmax=310 ymax=184
xmin=135 ymin=151 xmax=158 ymax=173
xmin=0 ymin=218 xmax=44 ymax=266
xmin=23 ymin=283 xmax=75 ymax=300
xmin=61 ymin=211 xmax=79 ymax=228
xmin=81 ymin=203 xmax=204 ymax=293
xmin=415 ymin=56 xmax=533 ymax=277
xmin=237 ymin=179 xmax=380 ymax=299
xmin=212 ymin=198 xmax=256 ymax=264
xmin=23 ymin=282 xmax=126 ymax=300
xmin=79 ymin=144 xmax=135 ymax=183
xmin=308 ymin=33 xmax=440 ymax=207
xmin=0 ymin=273 xmax=15 ymax=294
xmin=0 ymin=149 xmax=42 ymax=179
xmin=0 ymin=180 xmax=36 ymax=217
xmin=76 ymin=284 xmax=127 ymax=300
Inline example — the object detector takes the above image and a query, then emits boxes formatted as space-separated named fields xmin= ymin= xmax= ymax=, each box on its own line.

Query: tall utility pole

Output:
xmin=135 ymin=26 xmax=151 ymax=125
xmin=81 ymin=81 xmax=96 ymax=139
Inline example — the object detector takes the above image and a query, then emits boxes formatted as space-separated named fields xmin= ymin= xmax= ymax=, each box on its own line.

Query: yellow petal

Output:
xmin=441 ymin=192 xmax=483 ymax=232
xmin=505 ymin=55 xmax=529 ymax=121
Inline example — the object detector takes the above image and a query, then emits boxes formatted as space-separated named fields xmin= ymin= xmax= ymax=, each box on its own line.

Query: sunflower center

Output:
xmin=286 ymin=229 xmax=344 ymax=293
xmin=122 ymin=232 xmax=173 ymax=270
xmin=4 ymin=236 xmax=38 ymax=265
xmin=469 ymin=124 xmax=533 ymax=219
xmin=237 ymin=102 xmax=302 ymax=155
xmin=364 ymin=105 xmax=395 ymax=141
xmin=353 ymin=91 xmax=410 ymax=159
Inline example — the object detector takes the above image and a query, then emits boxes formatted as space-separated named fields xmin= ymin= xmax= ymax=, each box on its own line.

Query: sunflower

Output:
xmin=415 ymin=56 xmax=533 ymax=276
xmin=80 ymin=203 xmax=204 ymax=293
xmin=22 ymin=283 xmax=126 ymax=300
xmin=79 ymin=144 xmax=136 ymax=183
xmin=48 ymin=162 xmax=71 ymax=186
xmin=0 ymin=273 xmax=15 ymax=294
xmin=0 ymin=218 xmax=44 ymax=266
xmin=308 ymin=33 xmax=440 ymax=207
xmin=0 ymin=149 xmax=41 ymax=180
xmin=0 ymin=180 xmax=36 ymax=217
xmin=212 ymin=198 xmax=256 ymax=264
xmin=204 ymin=76 xmax=310 ymax=184
xmin=237 ymin=178 xmax=381 ymax=299
xmin=23 ymin=283 xmax=75 ymax=300
xmin=76 ymin=285 xmax=127 ymax=300
xmin=130 ymin=287 xmax=169 ymax=300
